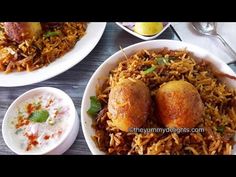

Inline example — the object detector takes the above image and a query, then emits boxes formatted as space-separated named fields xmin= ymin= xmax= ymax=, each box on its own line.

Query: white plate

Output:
xmin=0 ymin=22 xmax=106 ymax=87
xmin=81 ymin=39 xmax=236 ymax=155
xmin=116 ymin=22 xmax=170 ymax=40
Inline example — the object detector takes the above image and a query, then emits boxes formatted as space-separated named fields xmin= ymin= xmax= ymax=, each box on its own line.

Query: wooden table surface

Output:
xmin=0 ymin=22 xmax=214 ymax=155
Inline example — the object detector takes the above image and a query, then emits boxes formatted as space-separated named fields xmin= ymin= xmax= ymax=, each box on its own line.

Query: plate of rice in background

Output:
xmin=0 ymin=22 xmax=106 ymax=87
xmin=81 ymin=40 xmax=236 ymax=155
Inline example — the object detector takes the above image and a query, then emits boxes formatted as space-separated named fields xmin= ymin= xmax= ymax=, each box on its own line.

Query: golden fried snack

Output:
xmin=155 ymin=80 xmax=204 ymax=128
xmin=108 ymin=78 xmax=151 ymax=132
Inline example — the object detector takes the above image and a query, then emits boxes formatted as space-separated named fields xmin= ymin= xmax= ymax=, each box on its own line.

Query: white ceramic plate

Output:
xmin=116 ymin=22 xmax=170 ymax=40
xmin=81 ymin=39 xmax=236 ymax=155
xmin=0 ymin=22 xmax=106 ymax=87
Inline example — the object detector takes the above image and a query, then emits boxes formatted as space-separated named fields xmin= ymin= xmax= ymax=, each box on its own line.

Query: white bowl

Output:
xmin=81 ymin=39 xmax=236 ymax=155
xmin=2 ymin=87 xmax=79 ymax=155
xmin=116 ymin=22 xmax=170 ymax=40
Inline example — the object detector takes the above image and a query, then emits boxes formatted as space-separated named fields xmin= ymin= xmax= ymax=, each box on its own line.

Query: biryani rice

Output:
xmin=0 ymin=22 xmax=87 ymax=73
xmin=93 ymin=48 xmax=236 ymax=155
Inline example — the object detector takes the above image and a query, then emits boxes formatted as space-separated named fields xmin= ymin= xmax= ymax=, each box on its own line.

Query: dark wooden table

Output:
xmin=0 ymin=22 xmax=199 ymax=155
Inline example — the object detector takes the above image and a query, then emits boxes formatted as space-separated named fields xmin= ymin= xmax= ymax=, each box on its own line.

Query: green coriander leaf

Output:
xmin=142 ymin=66 xmax=157 ymax=75
xmin=87 ymin=96 xmax=102 ymax=117
xmin=29 ymin=110 xmax=49 ymax=123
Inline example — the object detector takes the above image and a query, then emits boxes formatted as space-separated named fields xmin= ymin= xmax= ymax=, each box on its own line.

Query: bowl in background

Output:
xmin=116 ymin=22 xmax=170 ymax=40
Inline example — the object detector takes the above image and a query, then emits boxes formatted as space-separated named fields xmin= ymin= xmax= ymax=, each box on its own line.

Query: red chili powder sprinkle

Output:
xmin=27 ymin=103 xmax=35 ymax=115
xmin=25 ymin=133 xmax=38 ymax=151
xmin=15 ymin=116 xmax=30 ymax=129
xmin=46 ymin=99 xmax=54 ymax=108
xmin=44 ymin=135 xmax=50 ymax=140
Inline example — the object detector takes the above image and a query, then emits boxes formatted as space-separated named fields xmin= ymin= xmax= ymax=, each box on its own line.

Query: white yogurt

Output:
xmin=8 ymin=92 xmax=71 ymax=153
